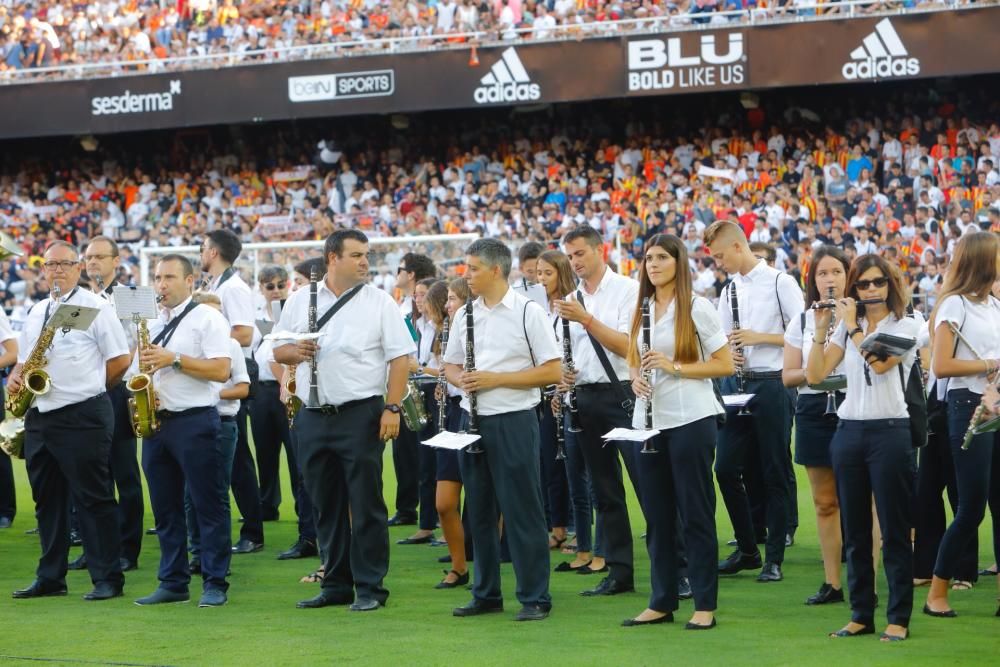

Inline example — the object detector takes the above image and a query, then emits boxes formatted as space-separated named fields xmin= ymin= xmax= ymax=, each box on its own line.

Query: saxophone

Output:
xmin=125 ymin=314 xmax=161 ymax=438
xmin=283 ymin=365 xmax=302 ymax=426
xmin=0 ymin=286 xmax=62 ymax=458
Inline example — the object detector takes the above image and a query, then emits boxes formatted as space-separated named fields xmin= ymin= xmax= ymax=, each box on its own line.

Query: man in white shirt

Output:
xmin=132 ymin=254 xmax=233 ymax=608
xmin=275 ymin=230 xmax=414 ymax=613
xmin=705 ymin=221 xmax=805 ymax=584
xmin=556 ymin=225 xmax=642 ymax=596
xmin=443 ymin=238 xmax=561 ymax=621
xmin=200 ymin=229 xmax=265 ymax=553
xmin=10 ymin=242 xmax=130 ymax=603
xmin=0 ymin=307 xmax=17 ymax=530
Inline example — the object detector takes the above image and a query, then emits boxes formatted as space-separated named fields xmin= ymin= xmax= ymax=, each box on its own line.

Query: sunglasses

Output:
xmin=855 ymin=277 xmax=889 ymax=290
xmin=262 ymin=283 xmax=282 ymax=290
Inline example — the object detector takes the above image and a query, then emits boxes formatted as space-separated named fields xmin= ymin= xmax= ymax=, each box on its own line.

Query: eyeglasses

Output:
xmin=855 ymin=277 xmax=889 ymax=290
xmin=397 ymin=267 xmax=407 ymax=273
xmin=43 ymin=260 xmax=79 ymax=271
xmin=84 ymin=254 xmax=113 ymax=261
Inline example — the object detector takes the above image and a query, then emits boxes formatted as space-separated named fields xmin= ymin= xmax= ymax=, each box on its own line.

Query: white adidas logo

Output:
xmin=842 ymin=18 xmax=920 ymax=80
xmin=473 ymin=47 xmax=541 ymax=105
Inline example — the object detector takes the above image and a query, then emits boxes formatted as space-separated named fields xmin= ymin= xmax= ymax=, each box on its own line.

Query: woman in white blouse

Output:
xmin=625 ymin=234 xmax=733 ymax=630
xmin=923 ymin=232 xmax=1000 ymax=618
xmin=807 ymin=254 xmax=919 ymax=642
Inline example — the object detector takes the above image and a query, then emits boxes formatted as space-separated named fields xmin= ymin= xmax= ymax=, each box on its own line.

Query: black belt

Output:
xmin=220 ymin=415 xmax=236 ymax=423
xmin=259 ymin=380 xmax=280 ymax=387
xmin=156 ymin=406 xmax=215 ymax=420
xmin=575 ymin=381 xmax=631 ymax=393
xmin=33 ymin=392 xmax=108 ymax=416
xmin=743 ymin=370 xmax=783 ymax=381
xmin=307 ymin=395 xmax=380 ymax=416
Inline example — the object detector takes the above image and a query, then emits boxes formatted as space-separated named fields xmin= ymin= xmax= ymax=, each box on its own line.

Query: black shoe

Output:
xmin=786 ymin=532 xmax=795 ymax=548
xmin=297 ymin=591 xmax=353 ymax=609
xmin=581 ymin=577 xmax=635 ymax=597
xmin=829 ymin=623 xmax=875 ymax=638
xmin=232 ymin=539 xmax=263 ymax=554
xmin=922 ymin=603 xmax=957 ymax=618
xmin=262 ymin=511 xmax=280 ymax=522
xmin=435 ymin=569 xmax=470 ymax=589
xmin=453 ymin=599 xmax=503 ymax=617
xmin=349 ymin=597 xmax=383 ymax=612
xmin=429 ymin=539 xmax=448 ymax=547
xmin=555 ymin=559 xmax=592 ymax=573
xmin=757 ymin=562 xmax=783 ymax=582
xmin=198 ymin=589 xmax=228 ymax=607
xmin=514 ymin=604 xmax=550 ymax=621
xmin=278 ymin=538 xmax=318 ymax=560
xmin=120 ymin=558 xmax=137 ymax=572
xmin=438 ymin=554 xmax=452 ymax=564
xmin=396 ymin=534 xmax=433 ymax=545
xmin=83 ymin=582 xmax=123 ymax=601
xmin=685 ymin=618 xmax=717 ymax=630
xmin=25 ymin=526 xmax=38 ymax=535
xmin=134 ymin=588 xmax=190 ymax=606
xmin=718 ymin=549 xmax=762 ymax=575
xmin=806 ymin=583 xmax=844 ymax=605
xmin=978 ymin=567 xmax=997 ymax=577
xmin=677 ymin=577 xmax=693 ymax=600
xmin=0 ymin=516 xmax=11 ymax=529
xmin=145 ymin=527 xmax=157 ymax=535
xmin=189 ymin=558 xmax=202 ymax=575
xmin=67 ymin=553 xmax=88 ymax=571
xmin=576 ymin=562 xmax=609 ymax=575
xmin=12 ymin=580 xmax=68 ymax=599
xmin=69 ymin=530 xmax=82 ymax=547
xmin=387 ymin=513 xmax=417 ymax=527
xmin=622 ymin=612 xmax=673 ymax=626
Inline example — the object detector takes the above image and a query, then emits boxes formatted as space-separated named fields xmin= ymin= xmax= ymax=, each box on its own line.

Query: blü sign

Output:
xmin=627 ymin=33 xmax=745 ymax=92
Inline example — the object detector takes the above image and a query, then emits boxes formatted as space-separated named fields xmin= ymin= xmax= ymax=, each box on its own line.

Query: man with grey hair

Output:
xmin=443 ymin=238 xmax=562 ymax=622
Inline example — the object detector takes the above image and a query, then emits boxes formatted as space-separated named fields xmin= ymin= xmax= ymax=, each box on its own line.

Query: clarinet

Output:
xmin=730 ymin=282 xmax=751 ymax=415
xmin=436 ymin=315 xmax=449 ymax=432
xmin=307 ymin=265 xmax=320 ymax=408
xmin=562 ymin=316 xmax=583 ymax=432
xmin=553 ymin=391 xmax=567 ymax=460
xmin=822 ymin=286 xmax=839 ymax=416
xmin=463 ymin=298 xmax=484 ymax=453
xmin=639 ymin=297 xmax=657 ymax=454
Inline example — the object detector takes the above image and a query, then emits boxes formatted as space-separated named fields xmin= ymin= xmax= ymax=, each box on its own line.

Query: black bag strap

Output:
xmin=774 ymin=273 xmax=787 ymax=330
xmin=315 ymin=284 xmax=363 ymax=331
xmin=576 ymin=290 xmax=633 ymax=413
xmin=215 ymin=267 xmax=235 ymax=288
xmin=800 ymin=310 xmax=806 ymax=337
xmin=153 ymin=300 xmax=199 ymax=347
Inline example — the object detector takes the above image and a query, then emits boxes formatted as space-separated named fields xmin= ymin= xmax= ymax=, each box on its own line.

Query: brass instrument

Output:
xmin=436 ymin=315 xmax=449 ymax=432
xmin=729 ymin=282 xmax=751 ymax=416
xmin=126 ymin=314 xmax=161 ymax=438
xmin=0 ymin=284 xmax=61 ymax=458
xmin=639 ymin=297 xmax=657 ymax=454
xmin=562 ymin=314 xmax=582 ymax=433
xmin=463 ymin=298 xmax=484 ymax=454
xmin=401 ymin=378 xmax=429 ymax=432
xmin=946 ymin=321 xmax=999 ymax=450
xmin=283 ymin=366 xmax=302 ymax=426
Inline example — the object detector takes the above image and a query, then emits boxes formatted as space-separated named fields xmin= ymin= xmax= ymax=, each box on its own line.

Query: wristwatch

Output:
xmin=172 ymin=353 xmax=182 ymax=371
xmin=672 ymin=361 xmax=683 ymax=378
xmin=384 ymin=403 xmax=401 ymax=415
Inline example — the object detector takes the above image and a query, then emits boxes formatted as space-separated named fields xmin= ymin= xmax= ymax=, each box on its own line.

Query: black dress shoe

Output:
xmin=145 ymin=527 xmax=157 ymax=535
xmin=514 ymin=604 xmax=550 ymax=621
xmin=757 ymin=562 xmax=783 ymax=582
xmin=396 ymin=534 xmax=433 ymax=545
xmin=581 ymin=577 xmax=635 ymax=597
xmin=12 ymin=580 xmax=68 ymax=599
xmin=829 ymin=623 xmax=875 ymax=638
xmin=350 ymin=597 xmax=383 ymax=612
xmin=296 ymin=591 xmax=353 ymax=609
xmin=189 ymin=557 xmax=202 ymax=574
xmin=435 ymin=570 xmax=470 ymax=589
xmin=622 ymin=612 xmax=673 ymax=626
xmin=120 ymin=558 xmax=137 ymax=572
xmin=922 ymin=603 xmax=957 ymax=618
xmin=453 ymin=599 xmax=503 ymax=616
xmin=786 ymin=532 xmax=795 ymax=547
xmin=83 ymin=582 xmax=124 ymax=601
xmin=978 ymin=567 xmax=997 ymax=577
xmin=232 ymin=539 xmax=264 ymax=554
xmin=677 ymin=577 xmax=693 ymax=600
xmin=806 ymin=583 xmax=844 ymax=605
xmin=67 ymin=553 xmax=88 ymax=570
xmin=718 ymin=549 xmax=762 ymax=575
xmin=278 ymin=538 xmax=318 ymax=560
xmin=685 ymin=618 xmax=717 ymax=630
xmin=387 ymin=513 xmax=417 ymax=527
xmin=69 ymin=530 xmax=82 ymax=547
xmin=0 ymin=516 xmax=11 ymax=529
xmin=438 ymin=554 xmax=452 ymax=563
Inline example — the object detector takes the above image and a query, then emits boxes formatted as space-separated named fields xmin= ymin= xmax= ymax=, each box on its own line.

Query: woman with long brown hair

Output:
xmin=807 ymin=254 xmax=920 ymax=641
xmin=923 ymin=232 xmax=1000 ymax=618
xmin=624 ymin=234 xmax=733 ymax=630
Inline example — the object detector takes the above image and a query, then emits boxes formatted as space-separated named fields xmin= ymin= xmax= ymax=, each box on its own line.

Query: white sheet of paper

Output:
xmin=264 ymin=330 xmax=324 ymax=341
xmin=256 ymin=319 xmax=275 ymax=336
xmin=112 ymin=285 xmax=159 ymax=320
xmin=603 ymin=427 xmax=660 ymax=442
xmin=722 ymin=393 xmax=755 ymax=408
xmin=422 ymin=431 xmax=483 ymax=450
xmin=47 ymin=304 xmax=99 ymax=331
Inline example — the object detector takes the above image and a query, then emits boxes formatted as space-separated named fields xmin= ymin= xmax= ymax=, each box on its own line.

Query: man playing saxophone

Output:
xmin=10 ymin=241 xmax=131 ymax=602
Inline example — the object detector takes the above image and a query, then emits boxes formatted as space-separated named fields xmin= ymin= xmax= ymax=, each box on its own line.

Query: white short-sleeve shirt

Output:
xmin=216 ymin=338 xmax=250 ymax=417
xmin=211 ymin=270 xmax=260 ymax=355
xmin=784 ymin=309 xmax=847 ymax=395
xmin=565 ymin=267 xmax=639 ymax=385
xmin=934 ymin=294 xmax=1000 ymax=395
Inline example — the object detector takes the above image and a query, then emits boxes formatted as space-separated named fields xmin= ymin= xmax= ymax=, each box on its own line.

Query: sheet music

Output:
xmin=722 ymin=393 xmax=755 ymax=408
xmin=603 ymin=428 xmax=660 ymax=442
xmin=512 ymin=281 xmax=548 ymax=310
xmin=422 ymin=431 xmax=483 ymax=450
xmin=47 ymin=304 xmax=100 ymax=331
xmin=112 ymin=285 xmax=159 ymax=320
xmin=256 ymin=319 xmax=275 ymax=336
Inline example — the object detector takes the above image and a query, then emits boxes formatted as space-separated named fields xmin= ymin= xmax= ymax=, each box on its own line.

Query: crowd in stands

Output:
xmin=0 ymin=85 xmax=998 ymax=315
xmin=0 ymin=0 xmax=977 ymax=79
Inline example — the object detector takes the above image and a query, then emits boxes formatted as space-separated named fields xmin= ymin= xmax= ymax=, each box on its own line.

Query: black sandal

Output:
xmin=435 ymin=569 xmax=470 ymax=589
xmin=549 ymin=534 xmax=568 ymax=550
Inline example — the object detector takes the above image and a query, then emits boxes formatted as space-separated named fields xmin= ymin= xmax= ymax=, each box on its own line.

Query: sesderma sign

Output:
xmin=91 ymin=80 xmax=182 ymax=116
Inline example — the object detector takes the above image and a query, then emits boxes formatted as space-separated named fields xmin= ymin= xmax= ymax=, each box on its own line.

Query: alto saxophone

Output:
xmin=283 ymin=365 xmax=303 ymax=426
xmin=126 ymin=315 xmax=161 ymax=438
xmin=0 ymin=286 xmax=62 ymax=458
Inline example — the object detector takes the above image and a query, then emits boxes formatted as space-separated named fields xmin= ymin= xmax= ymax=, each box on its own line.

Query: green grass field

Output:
xmin=0 ymin=449 xmax=996 ymax=667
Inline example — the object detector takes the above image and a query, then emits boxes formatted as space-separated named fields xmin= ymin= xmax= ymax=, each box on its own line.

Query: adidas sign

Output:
xmin=842 ymin=18 xmax=920 ymax=81
xmin=473 ymin=48 xmax=541 ymax=105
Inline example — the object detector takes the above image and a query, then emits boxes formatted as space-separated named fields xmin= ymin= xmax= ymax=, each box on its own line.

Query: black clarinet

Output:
xmin=562 ymin=316 xmax=583 ymax=433
xmin=639 ymin=297 xmax=657 ymax=454
xmin=307 ymin=265 xmax=320 ymax=408
xmin=463 ymin=298 xmax=484 ymax=454
xmin=553 ymin=387 xmax=567 ymax=461
xmin=730 ymin=282 xmax=751 ymax=416
xmin=437 ymin=315 xmax=449 ymax=432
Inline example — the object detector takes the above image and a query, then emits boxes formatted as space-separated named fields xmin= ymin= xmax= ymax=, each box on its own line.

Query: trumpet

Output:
xmin=947 ymin=321 xmax=999 ymax=450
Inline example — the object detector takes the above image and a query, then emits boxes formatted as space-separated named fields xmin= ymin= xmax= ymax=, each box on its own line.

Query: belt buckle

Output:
xmin=318 ymin=404 xmax=340 ymax=416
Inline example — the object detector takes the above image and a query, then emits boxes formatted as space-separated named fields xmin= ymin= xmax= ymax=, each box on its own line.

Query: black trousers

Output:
xmin=249 ymin=382 xmax=301 ymax=522
xmin=392 ymin=419 xmax=420 ymax=520
xmin=296 ymin=397 xmax=389 ymax=603
xmin=716 ymin=376 xmax=792 ymax=564
xmin=416 ymin=385 xmax=440 ymax=531
xmin=286 ymin=427 xmax=317 ymax=542
xmin=107 ymin=382 xmax=144 ymax=564
xmin=832 ymin=419 xmax=913 ymax=628
xmin=640 ymin=417 xmax=719 ymax=613
xmin=231 ymin=399 xmax=264 ymax=543
xmin=143 ymin=408 xmax=230 ymax=593
xmin=539 ymin=399 xmax=570 ymax=530
xmin=0 ymin=383 xmax=16 ymax=521
xmin=575 ymin=382 xmax=641 ymax=586
xmin=25 ymin=394 xmax=123 ymax=589
xmin=459 ymin=409 xmax=550 ymax=607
